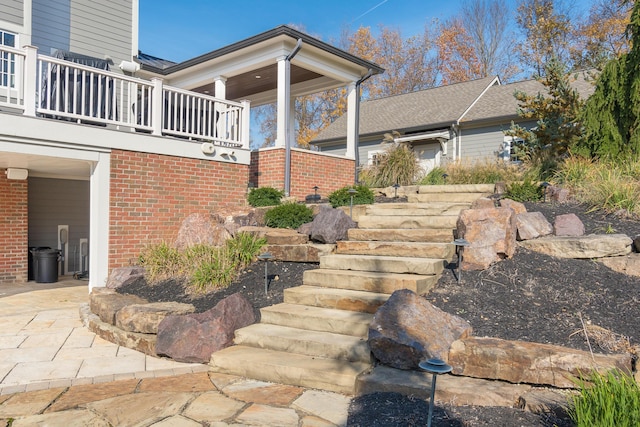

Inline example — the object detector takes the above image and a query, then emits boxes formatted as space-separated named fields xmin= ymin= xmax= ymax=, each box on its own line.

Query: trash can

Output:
xmin=32 ymin=248 xmax=60 ymax=283
xmin=28 ymin=246 xmax=51 ymax=281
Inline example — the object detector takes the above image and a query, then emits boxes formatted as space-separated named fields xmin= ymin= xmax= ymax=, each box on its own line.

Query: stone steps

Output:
xmin=209 ymin=345 xmax=371 ymax=394
xmin=302 ymin=269 xmax=438 ymax=295
xmin=320 ymin=254 xmax=445 ymax=276
xmin=407 ymin=192 xmax=491 ymax=203
xmin=234 ymin=323 xmax=372 ymax=363
xmin=284 ymin=285 xmax=389 ymax=313
xmin=365 ymin=203 xmax=470 ymax=216
xmin=357 ymin=214 xmax=458 ymax=230
xmin=260 ymin=303 xmax=374 ymax=337
xmin=336 ymin=240 xmax=455 ymax=259
xmin=347 ymin=228 xmax=455 ymax=243
xmin=416 ymin=184 xmax=495 ymax=194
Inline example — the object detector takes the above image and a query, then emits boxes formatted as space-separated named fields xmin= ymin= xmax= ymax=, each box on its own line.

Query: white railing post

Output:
xmin=151 ymin=77 xmax=163 ymax=136
xmin=241 ymin=99 xmax=251 ymax=150
xmin=23 ymin=45 xmax=38 ymax=117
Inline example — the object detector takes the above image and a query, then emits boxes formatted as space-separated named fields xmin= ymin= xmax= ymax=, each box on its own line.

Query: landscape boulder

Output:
xmin=499 ymin=199 xmax=527 ymax=215
xmin=310 ymin=206 xmax=357 ymax=244
xmin=116 ymin=302 xmax=196 ymax=334
xmin=155 ymin=293 xmax=255 ymax=363
xmin=633 ymin=235 xmax=640 ymax=252
xmin=105 ymin=266 xmax=146 ymax=290
xmin=546 ymin=185 xmax=570 ymax=203
xmin=89 ymin=288 xmax=148 ymax=325
xmin=515 ymin=212 xmax=553 ymax=241
xmin=175 ymin=213 xmax=231 ymax=248
xmin=470 ymin=197 xmax=495 ymax=209
xmin=368 ymin=289 xmax=472 ymax=370
xmin=456 ymin=207 xmax=517 ymax=270
xmin=598 ymin=253 xmax=640 ymax=277
xmin=519 ymin=234 xmax=632 ymax=259
xmin=553 ymin=213 xmax=585 ymax=236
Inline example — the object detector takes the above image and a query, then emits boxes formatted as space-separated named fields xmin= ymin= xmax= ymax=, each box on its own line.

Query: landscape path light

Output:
xmin=348 ymin=187 xmax=358 ymax=218
xmin=452 ymin=238 xmax=470 ymax=284
xmin=257 ymin=252 xmax=274 ymax=294
xmin=541 ymin=181 xmax=550 ymax=202
xmin=419 ymin=358 xmax=453 ymax=427
xmin=392 ymin=183 xmax=400 ymax=198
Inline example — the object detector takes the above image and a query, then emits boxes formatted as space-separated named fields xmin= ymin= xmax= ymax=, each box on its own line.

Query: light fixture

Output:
xmin=419 ymin=358 xmax=452 ymax=427
xmin=5 ymin=168 xmax=28 ymax=180
xmin=258 ymin=252 xmax=274 ymax=294
xmin=452 ymin=238 xmax=470 ymax=284
xmin=348 ymin=187 xmax=358 ymax=219
xmin=201 ymin=142 xmax=215 ymax=155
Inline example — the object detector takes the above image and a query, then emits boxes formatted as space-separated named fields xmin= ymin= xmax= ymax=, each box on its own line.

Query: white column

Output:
xmin=241 ymin=99 xmax=251 ymax=150
xmin=89 ymin=152 xmax=111 ymax=291
xmin=214 ymin=76 xmax=227 ymax=99
xmin=345 ymin=82 xmax=357 ymax=159
xmin=275 ymin=56 xmax=289 ymax=148
xmin=23 ymin=45 xmax=38 ymax=117
xmin=151 ymin=78 xmax=163 ymax=136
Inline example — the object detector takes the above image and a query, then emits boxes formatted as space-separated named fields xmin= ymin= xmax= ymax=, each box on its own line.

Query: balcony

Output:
xmin=0 ymin=45 xmax=250 ymax=149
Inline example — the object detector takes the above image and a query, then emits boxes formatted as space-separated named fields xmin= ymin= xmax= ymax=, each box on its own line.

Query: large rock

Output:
xmin=456 ymin=207 xmax=517 ymax=270
xmin=449 ymin=337 xmax=633 ymax=388
xmin=598 ymin=253 xmax=640 ymax=277
xmin=116 ymin=302 xmax=196 ymax=334
xmin=553 ymin=213 xmax=585 ymax=236
xmin=263 ymin=244 xmax=334 ymax=262
xmin=368 ymin=289 xmax=472 ymax=370
xmin=174 ymin=213 xmax=231 ymax=248
xmin=633 ymin=235 xmax=640 ymax=252
xmin=471 ymin=197 xmax=495 ymax=209
xmin=519 ymin=234 xmax=633 ymax=259
xmin=499 ymin=199 xmax=527 ymax=215
xmin=156 ymin=293 xmax=255 ymax=363
xmin=89 ymin=288 xmax=148 ymax=325
xmin=237 ymin=226 xmax=308 ymax=245
xmin=515 ymin=212 xmax=553 ymax=241
xmin=547 ymin=185 xmax=570 ymax=203
xmin=310 ymin=206 xmax=357 ymax=244
xmin=105 ymin=266 xmax=146 ymax=289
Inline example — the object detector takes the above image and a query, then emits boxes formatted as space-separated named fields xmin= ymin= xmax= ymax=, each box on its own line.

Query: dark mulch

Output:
xmin=116 ymin=201 xmax=640 ymax=427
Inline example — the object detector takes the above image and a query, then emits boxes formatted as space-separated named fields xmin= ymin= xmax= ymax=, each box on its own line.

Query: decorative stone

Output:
xmin=264 ymin=229 xmax=309 ymax=245
xmin=471 ymin=197 xmax=495 ymax=209
xmin=500 ymin=199 xmax=527 ymax=215
xmin=515 ymin=212 xmax=553 ymax=241
xmin=156 ymin=293 xmax=255 ymax=363
xmin=174 ymin=213 xmax=231 ymax=249
xmin=310 ymin=206 xmax=357 ymax=244
xmin=633 ymin=235 xmax=640 ymax=252
xmin=456 ymin=207 xmax=517 ymax=270
xmin=116 ymin=302 xmax=196 ymax=334
xmin=448 ymin=337 xmax=633 ymax=388
xmin=89 ymin=288 xmax=148 ymax=325
xmin=554 ymin=213 xmax=585 ymax=236
xmin=519 ymin=234 xmax=633 ymax=259
xmin=263 ymin=244 xmax=334 ymax=263
xmin=547 ymin=186 xmax=570 ymax=203
xmin=105 ymin=266 xmax=146 ymax=289
xmin=598 ymin=253 xmax=640 ymax=277
xmin=368 ymin=289 xmax=472 ymax=370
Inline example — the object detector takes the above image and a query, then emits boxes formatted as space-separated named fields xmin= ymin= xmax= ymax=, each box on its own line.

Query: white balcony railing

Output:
xmin=0 ymin=45 xmax=250 ymax=149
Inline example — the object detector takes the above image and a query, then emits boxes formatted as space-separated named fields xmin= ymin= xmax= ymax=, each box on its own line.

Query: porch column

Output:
xmin=346 ymin=82 xmax=357 ymax=160
xmin=23 ymin=46 xmax=38 ymax=117
xmin=275 ymin=56 xmax=289 ymax=148
xmin=89 ymin=152 xmax=110 ymax=291
xmin=214 ymin=76 xmax=226 ymax=99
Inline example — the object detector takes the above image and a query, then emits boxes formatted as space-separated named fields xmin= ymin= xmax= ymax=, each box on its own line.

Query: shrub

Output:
xmin=264 ymin=202 xmax=314 ymax=229
xmin=504 ymin=179 xmax=543 ymax=202
xmin=419 ymin=160 xmax=527 ymax=185
xmin=421 ymin=167 xmax=448 ymax=185
xmin=360 ymin=132 xmax=423 ymax=187
xmin=328 ymin=185 xmax=375 ymax=208
xmin=569 ymin=370 xmax=640 ymax=427
xmin=138 ymin=241 xmax=184 ymax=283
xmin=226 ymin=232 xmax=267 ymax=267
xmin=247 ymin=187 xmax=283 ymax=207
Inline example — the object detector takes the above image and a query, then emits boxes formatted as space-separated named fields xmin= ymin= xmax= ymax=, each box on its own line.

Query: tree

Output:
xmin=507 ymin=58 xmax=585 ymax=168
xmin=516 ymin=0 xmax=572 ymax=76
xmin=570 ymin=0 xmax=633 ymax=70
xmin=578 ymin=0 xmax=640 ymax=159
xmin=435 ymin=18 xmax=484 ymax=85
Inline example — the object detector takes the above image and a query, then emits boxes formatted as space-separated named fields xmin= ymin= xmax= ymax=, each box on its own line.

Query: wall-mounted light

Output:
xmin=201 ymin=142 xmax=215 ymax=155
xmin=5 ymin=168 xmax=28 ymax=180
xmin=119 ymin=60 xmax=140 ymax=73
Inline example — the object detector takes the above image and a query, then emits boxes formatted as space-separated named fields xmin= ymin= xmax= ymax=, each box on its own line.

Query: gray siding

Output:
xmin=28 ymin=177 xmax=89 ymax=273
xmin=318 ymin=136 xmax=385 ymax=167
xmin=32 ymin=0 xmax=133 ymax=70
xmin=460 ymin=119 xmax=538 ymax=162
xmin=0 ymin=0 xmax=23 ymax=26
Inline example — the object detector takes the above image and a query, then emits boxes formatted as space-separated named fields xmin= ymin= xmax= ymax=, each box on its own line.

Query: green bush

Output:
xmin=247 ymin=187 xmax=283 ymax=207
xmin=226 ymin=232 xmax=267 ymax=267
xmin=420 ymin=167 xmax=448 ymax=185
xmin=328 ymin=185 xmax=375 ymax=208
xmin=504 ymin=179 xmax=543 ymax=202
xmin=264 ymin=202 xmax=314 ymax=229
xmin=362 ymin=138 xmax=423 ymax=187
xmin=569 ymin=370 xmax=640 ymax=427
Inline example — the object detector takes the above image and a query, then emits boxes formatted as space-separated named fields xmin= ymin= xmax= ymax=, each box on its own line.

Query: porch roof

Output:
xmin=136 ymin=25 xmax=384 ymax=106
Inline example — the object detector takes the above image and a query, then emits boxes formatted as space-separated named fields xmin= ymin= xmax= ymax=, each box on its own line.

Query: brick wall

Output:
xmin=250 ymin=148 xmax=355 ymax=200
xmin=109 ymin=150 xmax=250 ymax=270
xmin=0 ymin=173 xmax=28 ymax=284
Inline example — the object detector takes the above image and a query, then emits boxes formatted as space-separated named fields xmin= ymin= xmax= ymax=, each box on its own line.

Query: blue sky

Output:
xmin=140 ymin=0 xmax=487 ymax=62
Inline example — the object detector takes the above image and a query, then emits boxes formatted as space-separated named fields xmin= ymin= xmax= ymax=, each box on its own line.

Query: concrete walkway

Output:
xmin=0 ymin=280 xmax=350 ymax=426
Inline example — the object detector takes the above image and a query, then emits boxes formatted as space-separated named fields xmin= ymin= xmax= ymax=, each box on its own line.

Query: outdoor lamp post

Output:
xmin=452 ymin=238 xmax=470 ymax=284
xmin=348 ymin=188 xmax=357 ymax=218
xmin=257 ymin=252 xmax=274 ymax=294
xmin=392 ymin=183 xmax=400 ymax=198
xmin=419 ymin=358 xmax=453 ymax=427
xmin=541 ymin=181 xmax=550 ymax=203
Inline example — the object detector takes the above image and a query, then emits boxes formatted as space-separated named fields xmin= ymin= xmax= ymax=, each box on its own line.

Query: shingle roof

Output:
xmin=136 ymin=51 xmax=177 ymax=70
xmin=313 ymin=76 xmax=498 ymax=141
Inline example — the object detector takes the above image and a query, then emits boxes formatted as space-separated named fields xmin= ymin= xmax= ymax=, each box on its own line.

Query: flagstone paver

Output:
xmin=87 ymin=391 xmax=194 ymax=426
xmin=222 ymin=379 xmax=304 ymax=406
xmin=182 ymin=391 xmax=247 ymax=422
xmin=236 ymin=403 xmax=300 ymax=426
xmin=292 ymin=390 xmax=351 ymax=426
xmin=46 ymin=378 xmax=140 ymax=412
xmin=137 ymin=372 xmax=216 ymax=392
xmin=0 ymin=387 xmax=66 ymax=418
xmin=11 ymin=409 xmax=111 ymax=426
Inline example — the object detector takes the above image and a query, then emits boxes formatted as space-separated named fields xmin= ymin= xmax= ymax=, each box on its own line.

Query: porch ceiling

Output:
xmin=0 ymin=152 xmax=91 ymax=180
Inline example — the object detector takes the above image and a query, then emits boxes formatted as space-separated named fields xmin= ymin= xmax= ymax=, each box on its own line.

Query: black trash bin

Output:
xmin=28 ymin=246 xmax=51 ymax=281
xmin=32 ymin=248 xmax=60 ymax=283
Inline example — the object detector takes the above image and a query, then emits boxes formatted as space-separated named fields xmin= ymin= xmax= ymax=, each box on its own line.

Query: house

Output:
xmin=0 ymin=0 xmax=381 ymax=289
xmin=312 ymin=72 xmax=595 ymax=172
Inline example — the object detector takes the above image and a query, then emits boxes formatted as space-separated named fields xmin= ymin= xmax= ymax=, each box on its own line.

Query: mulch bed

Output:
xmin=116 ymin=200 xmax=639 ymax=427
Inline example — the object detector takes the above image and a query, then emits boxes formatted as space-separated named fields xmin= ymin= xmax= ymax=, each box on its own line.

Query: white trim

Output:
xmin=131 ymin=0 xmax=139 ymax=59
xmin=393 ymin=130 xmax=450 ymax=144
xmin=457 ymin=76 xmax=501 ymax=124
xmin=257 ymin=145 xmax=354 ymax=161
xmin=89 ymin=152 xmax=110 ymax=290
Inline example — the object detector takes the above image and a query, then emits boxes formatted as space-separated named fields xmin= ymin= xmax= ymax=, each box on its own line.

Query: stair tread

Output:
xmin=237 ymin=322 xmax=368 ymax=345
xmin=287 ymin=285 xmax=390 ymax=300
xmin=262 ymin=303 xmax=374 ymax=322
xmin=304 ymin=268 xmax=435 ymax=280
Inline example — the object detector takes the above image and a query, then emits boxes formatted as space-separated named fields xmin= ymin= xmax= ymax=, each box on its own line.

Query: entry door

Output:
xmin=415 ymin=144 xmax=441 ymax=174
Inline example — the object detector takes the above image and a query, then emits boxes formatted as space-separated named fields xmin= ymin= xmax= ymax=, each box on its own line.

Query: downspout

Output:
xmin=452 ymin=123 xmax=460 ymax=162
xmin=354 ymin=69 xmax=373 ymax=184
xmin=283 ymin=38 xmax=302 ymax=197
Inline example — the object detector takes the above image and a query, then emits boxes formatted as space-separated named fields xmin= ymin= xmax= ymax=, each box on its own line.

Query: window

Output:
xmin=1 ymin=30 xmax=17 ymax=88
xmin=502 ymin=136 xmax=524 ymax=164
xmin=367 ymin=150 xmax=384 ymax=166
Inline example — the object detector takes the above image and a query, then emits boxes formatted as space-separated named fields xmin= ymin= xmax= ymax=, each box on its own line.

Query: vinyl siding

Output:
xmin=318 ymin=136 xmax=385 ymax=167
xmin=460 ymin=120 xmax=537 ymax=162
xmin=32 ymin=0 xmax=133 ymax=70
xmin=28 ymin=177 xmax=89 ymax=272
xmin=0 ymin=0 xmax=23 ymax=27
